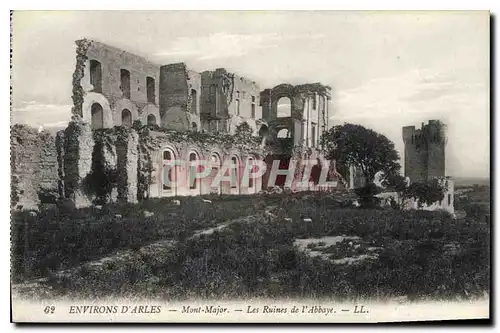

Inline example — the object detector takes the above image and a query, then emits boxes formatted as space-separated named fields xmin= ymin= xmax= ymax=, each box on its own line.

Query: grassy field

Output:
xmin=12 ymin=191 xmax=490 ymax=301
xmin=11 ymin=194 xmax=283 ymax=282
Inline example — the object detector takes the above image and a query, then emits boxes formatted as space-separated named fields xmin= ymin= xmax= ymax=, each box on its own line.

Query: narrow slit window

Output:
xmin=189 ymin=152 xmax=198 ymax=190
xmin=146 ymin=76 xmax=155 ymax=103
xmin=120 ymin=69 xmax=131 ymax=98
xmin=89 ymin=60 xmax=102 ymax=93
xmin=231 ymin=157 xmax=238 ymax=189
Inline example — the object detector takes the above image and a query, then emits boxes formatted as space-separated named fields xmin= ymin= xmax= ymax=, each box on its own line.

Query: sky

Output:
xmin=11 ymin=11 xmax=490 ymax=178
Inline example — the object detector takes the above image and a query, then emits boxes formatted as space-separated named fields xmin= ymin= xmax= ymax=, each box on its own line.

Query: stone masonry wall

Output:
xmin=116 ymin=129 xmax=139 ymax=203
xmin=74 ymin=39 xmax=161 ymax=129
xmin=261 ymin=83 xmax=331 ymax=150
xmin=63 ymin=120 xmax=94 ymax=208
xmin=200 ymin=68 xmax=262 ymax=134
xmin=402 ymin=120 xmax=447 ymax=183
xmin=159 ymin=63 xmax=191 ymax=131
xmin=187 ymin=69 xmax=202 ymax=116
xmin=81 ymin=39 xmax=160 ymax=106
xmin=55 ymin=130 xmax=65 ymax=198
xmin=10 ymin=125 xmax=59 ymax=211
xmin=82 ymin=129 xmax=120 ymax=204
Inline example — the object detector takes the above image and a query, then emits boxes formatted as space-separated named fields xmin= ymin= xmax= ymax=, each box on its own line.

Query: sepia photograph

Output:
xmin=9 ymin=10 xmax=490 ymax=323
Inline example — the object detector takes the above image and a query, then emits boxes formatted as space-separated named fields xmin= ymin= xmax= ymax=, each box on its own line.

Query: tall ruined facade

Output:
xmin=258 ymin=83 xmax=342 ymax=189
xmin=73 ymin=40 xmax=266 ymax=137
xmin=260 ymin=83 xmax=331 ymax=150
xmin=73 ymin=40 xmax=161 ymax=129
xmin=11 ymin=39 xmax=341 ymax=210
xmin=198 ymin=69 xmax=260 ymax=134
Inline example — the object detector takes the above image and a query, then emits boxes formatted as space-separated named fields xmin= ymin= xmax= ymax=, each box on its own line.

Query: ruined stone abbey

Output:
xmin=11 ymin=39 xmax=340 ymax=210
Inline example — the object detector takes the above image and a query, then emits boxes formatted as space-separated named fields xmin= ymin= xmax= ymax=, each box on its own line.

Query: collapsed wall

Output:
xmin=81 ymin=128 xmax=119 ymax=204
xmin=63 ymin=124 xmax=139 ymax=206
xmin=10 ymin=125 xmax=60 ymax=210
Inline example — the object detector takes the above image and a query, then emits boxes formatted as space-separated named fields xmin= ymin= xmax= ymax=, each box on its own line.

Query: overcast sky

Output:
xmin=11 ymin=11 xmax=489 ymax=178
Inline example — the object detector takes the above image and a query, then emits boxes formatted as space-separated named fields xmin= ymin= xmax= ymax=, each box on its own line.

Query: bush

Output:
xmin=463 ymin=203 xmax=489 ymax=220
xmin=355 ymin=183 xmax=382 ymax=208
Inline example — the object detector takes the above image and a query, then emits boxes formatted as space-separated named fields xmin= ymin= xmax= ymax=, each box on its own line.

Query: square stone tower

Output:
xmin=402 ymin=120 xmax=448 ymax=183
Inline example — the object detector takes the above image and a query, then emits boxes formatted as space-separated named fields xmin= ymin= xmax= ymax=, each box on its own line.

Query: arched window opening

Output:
xmin=310 ymin=158 xmax=322 ymax=185
xmin=211 ymin=154 xmax=221 ymax=167
xmin=147 ymin=114 xmax=157 ymax=126
xmin=162 ymin=150 xmax=175 ymax=191
xmin=248 ymin=157 xmax=254 ymax=189
xmin=209 ymin=154 xmax=221 ymax=194
xmin=231 ymin=156 xmax=238 ymax=189
xmin=89 ymin=60 xmax=102 ymax=93
xmin=192 ymin=122 xmax=198 ymax=132
xmin=258 ymin=125 xmax=269 ymax=137
xmin=122 ymin=109 xmax=132 ymax=127
xmin=277 ymin=128 xmax=290 ymax=138
xmin=277 ymin=97 xmax=291 ymax=117
xmin=189 ymin=152 xmax=199 ymax=190
xmin=120 ymin=69 xmax=131 ymax=99
xmin=91 ymin=103 xmax=104 ymax=129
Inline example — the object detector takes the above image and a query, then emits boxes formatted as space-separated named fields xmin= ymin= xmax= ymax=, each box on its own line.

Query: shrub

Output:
xmin=405 ymin=179 xmax=446 ymax=208
xmin=355 ymin=183 xmax=382 ymax=208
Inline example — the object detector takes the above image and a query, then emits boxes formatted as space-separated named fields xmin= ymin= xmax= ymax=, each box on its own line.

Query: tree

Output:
xmin=383 ymin=173 xmax=410 ymax=209
xmin=405 ymin=179 xmax=446 ymax=208
xmin=383 ymin=175 xmax=446 ymax=210
xmin=320 ymin=123 xmax=401 ymax=183
xmin=354 ymin=183 xmax=382 ymax=208
xmin=234 ymin=122 xmax=253 ymax=139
